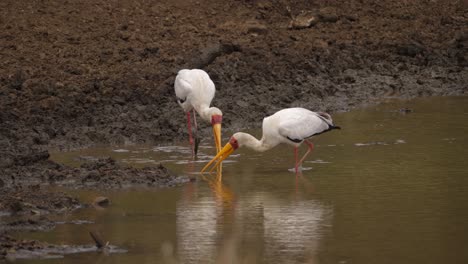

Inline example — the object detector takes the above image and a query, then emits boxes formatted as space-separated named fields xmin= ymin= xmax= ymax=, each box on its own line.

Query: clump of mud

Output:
xmin=1 ymin=234 xmax=47 ymax=260
xmin=0 ymin=232 xmax=126 ymax=260
xmin=0 ymin=185 xmax=81 ymax=216
xmin=75 ymin=157 xmax=188 ymax=188
xmin=0 ymin=147 xmax=187 ymax=245
xmin=1 ymin=144 xmax=188 ymax=188
xmin=0 ymin=149 xmax=183 ymax=260
xmin=0 ymin=148 xmax=188 ymax=216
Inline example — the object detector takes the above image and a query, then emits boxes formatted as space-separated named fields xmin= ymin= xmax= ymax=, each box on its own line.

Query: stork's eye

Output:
xmin=177 ymin=97 xmax=186 ymax=104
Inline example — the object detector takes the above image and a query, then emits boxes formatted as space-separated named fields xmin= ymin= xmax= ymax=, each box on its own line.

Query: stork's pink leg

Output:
xmin=192 ymin=109 xmax=200 ymax=157
xmin=294 ymin=146 xmax=299 ymax=174
xmin=298 ymin=140 xmax=314 ymax=168
xmin=192 ymin=109 xmax=198 ymax=132
xmin=186 ymin=111 xmax=194 ymax=156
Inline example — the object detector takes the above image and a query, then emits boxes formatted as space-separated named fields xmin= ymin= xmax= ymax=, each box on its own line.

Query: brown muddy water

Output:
xmin=14 ymin=96 xmax=468 ymax=264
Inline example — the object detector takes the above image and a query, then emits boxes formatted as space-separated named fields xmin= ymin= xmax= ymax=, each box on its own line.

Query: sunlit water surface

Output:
xmin=14 ymin=96 xmax=468 ymax=264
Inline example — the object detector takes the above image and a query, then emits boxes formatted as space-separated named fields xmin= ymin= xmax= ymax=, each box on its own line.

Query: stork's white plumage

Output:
xmin=201 ymin=108 xmax=340 ymax=173
xmin=174 ymin=69 xmax=223 ymax=156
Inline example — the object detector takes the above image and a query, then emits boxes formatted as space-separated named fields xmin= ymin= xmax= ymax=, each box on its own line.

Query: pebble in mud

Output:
xmin=93 ymin=196 xmax=110 ymax=208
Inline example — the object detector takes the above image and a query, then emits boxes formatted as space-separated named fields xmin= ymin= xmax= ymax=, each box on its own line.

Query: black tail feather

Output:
xmin=303 ymin=124 xmax=341 ymax=139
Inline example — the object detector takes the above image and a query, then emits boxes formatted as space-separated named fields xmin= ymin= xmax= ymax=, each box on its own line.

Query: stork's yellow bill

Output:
xmin=201 ymin=137 xmax=238 ymax=173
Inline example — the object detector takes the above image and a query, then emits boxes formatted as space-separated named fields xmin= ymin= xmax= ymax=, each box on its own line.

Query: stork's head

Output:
xmin=201 ymin=134 xmax=240 ymax=173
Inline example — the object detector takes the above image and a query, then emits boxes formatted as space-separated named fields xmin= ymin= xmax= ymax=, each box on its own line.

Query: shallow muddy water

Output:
xmin=15 ymin=96 xmax=468 ymax=264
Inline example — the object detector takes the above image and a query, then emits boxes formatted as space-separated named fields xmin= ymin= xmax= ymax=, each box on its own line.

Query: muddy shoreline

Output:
xmin=0 ymin=0 xmax=467 ymax=259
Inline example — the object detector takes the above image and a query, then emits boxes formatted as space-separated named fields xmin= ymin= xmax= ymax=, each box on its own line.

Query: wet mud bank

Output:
xmin=0 ymin=153 xmax=186 ymax=259
xmin=0 ymin=0 xmax=467 ymax=259
xmin=0 ymin=151 xmax=187 ymax=217
xmin=0 ymin=150 xmax=187 ymax=259
xmin=1 ymin=232 xmax=127 ymax=260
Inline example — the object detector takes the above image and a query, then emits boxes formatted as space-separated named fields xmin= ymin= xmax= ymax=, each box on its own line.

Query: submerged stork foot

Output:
xmin=194 ymin=135 xmax=201 ymax=157
xmin=288 ymin=166 xmax=313 ymax=173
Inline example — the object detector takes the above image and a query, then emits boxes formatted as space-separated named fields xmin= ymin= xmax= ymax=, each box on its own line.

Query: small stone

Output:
xmin=143 ymin=46 xmax=159 ymax=54
xmin=399 ymin=108 xmax=413 ymax=113
xmin=396 ymin=43 xmax=424 ymax=57
xmin=343 ymin=75 xmax=356 ymax=84
xmin=344 ymin=14 xmax=358 ymax=21
xmin=38 ymin=96 xmax=60 ymax=110
xmin=288 ymin=11 xmax=319 ymax=29
xmin=31 ymin=209 xmax=41 ymax=215
xmin=244 ymin=21 xmax=268 ymax=34
xmin=117 ymin=31 xmax=131 ymax=41
xmin=93 ymin=197 xmax=110 ymax=207
xmin=319 ymin=7 xmax=340 ymax=23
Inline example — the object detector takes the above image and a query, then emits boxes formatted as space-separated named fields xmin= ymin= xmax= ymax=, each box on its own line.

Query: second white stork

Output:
xmin=174 ymin=69 xmax=222 ymax=156
xmin=201 ymin=107 xmax=340 ymax=173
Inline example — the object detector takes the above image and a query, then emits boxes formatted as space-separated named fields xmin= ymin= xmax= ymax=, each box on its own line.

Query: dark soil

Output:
xmin=0 ymin=0 xmax=467 ymax=259
xmin=1 ymin=0 xmax=466 ymax=150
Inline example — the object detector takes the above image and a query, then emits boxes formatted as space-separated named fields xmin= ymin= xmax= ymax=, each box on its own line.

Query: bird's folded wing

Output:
xmin=278 ymin=113 xmax=329 ymax=141
xmin=174 ymin=76 xmax=193 ymax=100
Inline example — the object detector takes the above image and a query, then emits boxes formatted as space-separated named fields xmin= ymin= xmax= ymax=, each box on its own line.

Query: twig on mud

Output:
xmin=89 ymin=231 xmax=107 ymax=249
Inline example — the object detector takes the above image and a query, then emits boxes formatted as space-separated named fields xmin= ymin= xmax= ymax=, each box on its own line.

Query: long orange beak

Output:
xmin=201 ymin=142 xmax=235 ymax=173
xmin=212 ymin=123 xmax=222 ymax=153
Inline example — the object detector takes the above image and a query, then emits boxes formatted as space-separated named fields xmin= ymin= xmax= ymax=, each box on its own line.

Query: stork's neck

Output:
xmin=235 ymin=132 xmax=272 ymax=152
xmin=197 ymin=105 xmax=222 ymax=123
